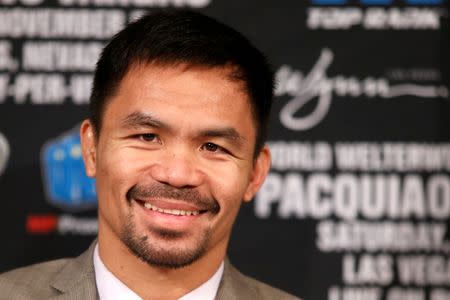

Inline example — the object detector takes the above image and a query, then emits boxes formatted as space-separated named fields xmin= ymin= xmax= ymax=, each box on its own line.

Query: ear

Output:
xmin=80 ymin=119 xmax=97 ymax=178
xmin=243 ymin=145 xmax=271 ymax=202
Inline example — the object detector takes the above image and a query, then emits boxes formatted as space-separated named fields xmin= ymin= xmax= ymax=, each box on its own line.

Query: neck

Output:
xmin=97 ymin=226 xmax=227 ymax=300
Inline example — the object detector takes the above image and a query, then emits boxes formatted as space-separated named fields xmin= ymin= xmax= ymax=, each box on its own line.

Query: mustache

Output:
xmin=126 ymin=183 xmax=220 ymax=213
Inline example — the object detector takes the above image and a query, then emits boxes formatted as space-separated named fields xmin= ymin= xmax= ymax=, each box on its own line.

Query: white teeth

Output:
xmin=143 ymin=202 xmax=200 ymax=216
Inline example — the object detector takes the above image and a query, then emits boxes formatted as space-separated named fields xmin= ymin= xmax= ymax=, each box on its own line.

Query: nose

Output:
xmin=149 ymin=148 xmax=203 ymax=189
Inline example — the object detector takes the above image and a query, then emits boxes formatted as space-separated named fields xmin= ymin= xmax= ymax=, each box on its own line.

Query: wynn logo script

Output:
xmin=275 ymin=48 xmax=449 ymax=131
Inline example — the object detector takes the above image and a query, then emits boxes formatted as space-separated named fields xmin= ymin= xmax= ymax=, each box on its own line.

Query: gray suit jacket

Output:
xmin=0 ymin=243 xmax=300 ymax=300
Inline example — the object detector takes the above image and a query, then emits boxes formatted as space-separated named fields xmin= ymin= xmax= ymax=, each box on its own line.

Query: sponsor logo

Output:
xmin=41 ymin=125 xmax=97 ymax=212
xmin=26 ymin=214 xmax=98 ymax=235
xmin=307 ymin=0 xmax=447 ymax=30
xmin=275 ymin=48 xmax=449 ymax=131
xmin=0 ymin=131 xmax=9 ymax=176
xmin=31 ymin=126 xmax=98 ymax=236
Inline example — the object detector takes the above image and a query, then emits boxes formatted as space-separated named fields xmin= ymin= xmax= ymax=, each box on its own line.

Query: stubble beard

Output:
xmin=119 ymin=183 xmax=219 ymax=269
xmin=120 ymin=211 xmax=212 ymax=269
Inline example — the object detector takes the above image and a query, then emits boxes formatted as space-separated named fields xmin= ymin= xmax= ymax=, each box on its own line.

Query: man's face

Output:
xmin=81 ymin=64 xmax=270 ymax=269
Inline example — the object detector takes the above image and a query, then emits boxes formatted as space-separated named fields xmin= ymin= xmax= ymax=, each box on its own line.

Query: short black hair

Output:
xmin=89 ymin=9 xmax=274 ymax=155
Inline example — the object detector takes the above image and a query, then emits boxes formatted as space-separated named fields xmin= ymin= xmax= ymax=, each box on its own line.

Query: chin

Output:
xmin=120 ymin=217 xmax=213 ymax=269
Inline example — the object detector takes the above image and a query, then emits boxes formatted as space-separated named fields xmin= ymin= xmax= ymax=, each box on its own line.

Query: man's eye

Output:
xmin=202 ymin=142 xmax=224 ymax=153
xmin=139 ymin=133 xmax=158 ymax=142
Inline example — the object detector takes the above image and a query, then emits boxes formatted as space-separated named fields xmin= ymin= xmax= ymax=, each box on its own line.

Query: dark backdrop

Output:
xmin=0 ymin=1 xmax=449 ymax=299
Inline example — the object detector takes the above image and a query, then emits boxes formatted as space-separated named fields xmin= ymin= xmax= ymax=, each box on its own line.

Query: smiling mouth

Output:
xmin=127 ymin=184 xmax=220 ymax=217
xmin=143 ymin=202 xmax=205 ymax=216
xmin=134 ymin=199 xmax=209 ymax=217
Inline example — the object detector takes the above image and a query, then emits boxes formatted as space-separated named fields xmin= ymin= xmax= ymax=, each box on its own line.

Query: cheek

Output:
xmin=205 ymin=165 xmax=250 ymax=245
xmin=95 ymin=147 xmax=137 ymax=211
xmin=97 ymin=142 xmax=145 ymax=181
xmin=207 ymin=162 xmax=251 ymax=212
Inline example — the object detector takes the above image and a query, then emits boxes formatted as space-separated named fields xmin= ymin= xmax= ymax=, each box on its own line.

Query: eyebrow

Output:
xmin=199 ymin=128 xmax=246 ymax=148
xmin=121 ymin=112 xmax=168 ymax=130
xmin=121 ymin=111 xmax=246 ymax=147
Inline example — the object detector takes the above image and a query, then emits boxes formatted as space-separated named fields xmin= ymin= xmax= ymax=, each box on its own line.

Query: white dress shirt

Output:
xmin=93 ymin=244 xmax=224 ymax=300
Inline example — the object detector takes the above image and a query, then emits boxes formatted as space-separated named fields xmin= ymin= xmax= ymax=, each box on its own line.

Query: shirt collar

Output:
xmin=93 ymin=244 xmax=224 ymax=300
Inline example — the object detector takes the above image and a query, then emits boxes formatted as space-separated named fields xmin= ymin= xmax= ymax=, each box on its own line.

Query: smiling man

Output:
xmin=0 ymin=9 xmax=300 ymax=300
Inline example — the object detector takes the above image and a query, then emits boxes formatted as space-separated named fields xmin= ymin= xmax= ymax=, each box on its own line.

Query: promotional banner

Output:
xmin=0 ymin=1 xmax=448 ymax=299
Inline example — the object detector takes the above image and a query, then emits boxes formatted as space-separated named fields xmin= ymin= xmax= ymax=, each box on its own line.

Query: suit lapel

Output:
xmin=46 ymin=244 xmax=249 ymax=300
xmin=50 ymin=241 xmax=98 ymax=300
xmin=215 ymin=259 xmax=255 ymax=300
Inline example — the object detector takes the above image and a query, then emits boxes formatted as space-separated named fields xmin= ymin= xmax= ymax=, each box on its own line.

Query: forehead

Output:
xmin=121 ymin=63 xmax=246 ymax=105
xmin=102 ymin=63 xmax=257 ymax=138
